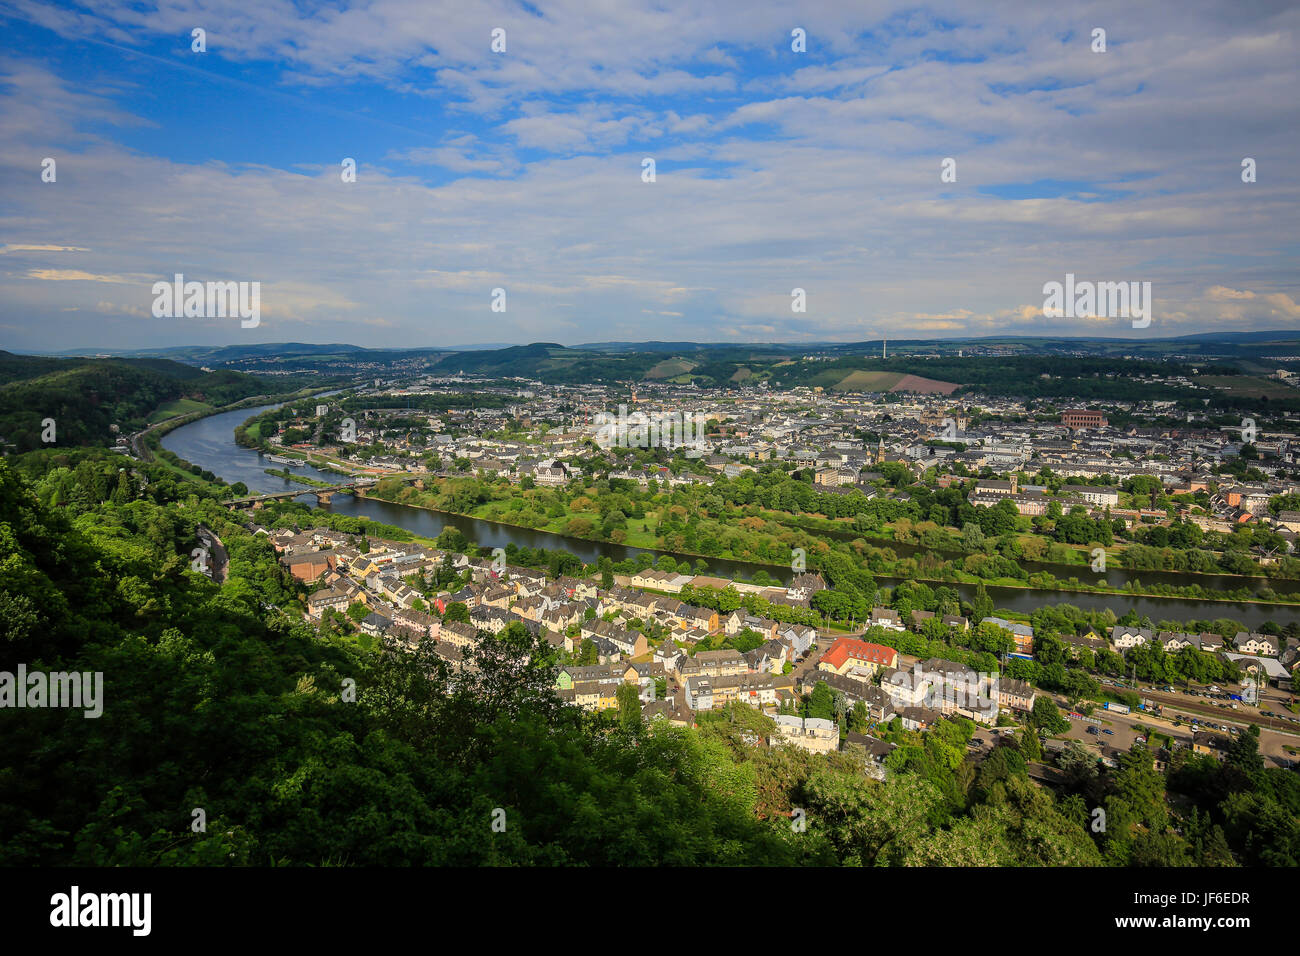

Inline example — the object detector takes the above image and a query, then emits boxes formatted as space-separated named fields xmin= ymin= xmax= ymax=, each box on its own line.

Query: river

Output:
xmin=163 ymin=402 xmax=1300 ymax=629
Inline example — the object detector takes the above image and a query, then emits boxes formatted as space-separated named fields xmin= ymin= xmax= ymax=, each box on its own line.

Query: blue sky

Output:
xmin=1 ymin=0 xmax=1298 ymax=351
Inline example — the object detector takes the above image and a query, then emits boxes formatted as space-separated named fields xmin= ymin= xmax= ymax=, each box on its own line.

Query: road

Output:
xmin=1133 ymin=686 xmax=1300 ymax=737
xmin=953 ymin=687 xmax=1298 ymax=771
xmin=196 ymin=525 xmax=229 ymax=584
xmin=1045 ymin=692 xmax=1298 ymax=770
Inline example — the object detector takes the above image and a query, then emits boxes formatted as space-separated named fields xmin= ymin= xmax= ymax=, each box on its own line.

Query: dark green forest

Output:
xmin=0 ymin=353 xmax=295 ymax=453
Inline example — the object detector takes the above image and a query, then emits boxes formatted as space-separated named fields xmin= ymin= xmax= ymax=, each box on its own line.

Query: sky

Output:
xmin=1 ymin=0 xmax=1298 ymax=352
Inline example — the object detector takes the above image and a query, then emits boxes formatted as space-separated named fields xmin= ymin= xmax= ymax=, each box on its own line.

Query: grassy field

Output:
xmin=831 ymin=369 xmax=905 ymax=391
xmin=829 ymin=369 xmax=960 ymax=394
xmin=1196 ymin=375 xmax=1298 ymax=400
xmin=644 ymin=358 xmax=697 ymax=380
xmin=152 ymin=454 xmax=226 ymax=492
xmin=151 ymin=398 xmax=214 ymax=421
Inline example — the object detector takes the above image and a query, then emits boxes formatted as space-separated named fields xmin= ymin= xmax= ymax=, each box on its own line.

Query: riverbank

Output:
xmin=138 ymin=385 xmax=343 ymax=469
xmin=766 ymin=506 xmax=1300 ymax=588
xmin=160 ymin=409 xmax=1300 ymax=628
xmin=265 ymin=467 xmax=334 ymax=487
xmin=356 ymin=489 xmax=1300 ymax=608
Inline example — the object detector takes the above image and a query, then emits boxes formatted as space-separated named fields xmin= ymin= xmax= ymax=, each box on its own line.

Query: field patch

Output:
xmin=645 ymin=358 xmax=697 ymax=380
xmin=1195 ymin=375 xmax=1297 ymax=400
xmin=832 ymin=370 xmax=904 ymax=391
xmin=891 ymin=373 xmax=960 ymax=395
xmin=826 ymin=369 xmax=959 ymax=394
xmin=150 ymin=398 xmax=214 ymax=420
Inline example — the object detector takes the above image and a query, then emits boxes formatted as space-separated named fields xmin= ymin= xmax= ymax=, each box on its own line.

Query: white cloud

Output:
xmin=0 ymin=1 xmax=1296 ymax=350
xmin=0 ymin=244 xmax=90 ymax=254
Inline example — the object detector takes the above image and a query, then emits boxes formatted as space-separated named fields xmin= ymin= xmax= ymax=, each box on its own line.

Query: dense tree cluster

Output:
xmin=3 ymin=448 xmax=1295 ymax=867
xmin=0 ymin=354 xmax=287 ymax=453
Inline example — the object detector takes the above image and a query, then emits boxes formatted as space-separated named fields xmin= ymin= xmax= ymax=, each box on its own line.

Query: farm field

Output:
xmin=644 ymin=358 xmax=697 ymax=379
xmin=830 ymin=369 xmax=960 ymax=394
xmin=1196 ymin=375 xmax=1297 ymax=400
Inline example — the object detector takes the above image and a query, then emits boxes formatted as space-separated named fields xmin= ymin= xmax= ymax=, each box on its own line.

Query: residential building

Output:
xmin=818 ymin=638 xmax=900 ymax=678
xmin=770 ymin=715 xmax=840 ymax=754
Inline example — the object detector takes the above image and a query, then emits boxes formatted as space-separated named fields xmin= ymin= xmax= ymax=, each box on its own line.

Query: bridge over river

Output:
xmin=223 ymin=473 xmax=427 ymax=508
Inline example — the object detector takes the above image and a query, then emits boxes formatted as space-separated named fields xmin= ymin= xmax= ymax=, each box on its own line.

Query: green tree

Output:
xmin=1030 ymin=696 xmax=1069 ymax=736
xmin=616 ymin=682 xmax=642 ymax=731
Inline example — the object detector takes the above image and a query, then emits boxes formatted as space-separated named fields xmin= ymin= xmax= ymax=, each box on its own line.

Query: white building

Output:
xmin=770 ymin=715 xmax=840 ymax=754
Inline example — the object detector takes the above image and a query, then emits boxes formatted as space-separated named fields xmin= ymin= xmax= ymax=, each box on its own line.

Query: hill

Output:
xmin=0 ymin=354 xmax=292 ymax=453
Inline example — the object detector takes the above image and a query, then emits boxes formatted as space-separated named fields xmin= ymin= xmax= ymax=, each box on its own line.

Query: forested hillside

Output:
xmin=0 ymin=353 xmax=287 ymax=452
xmin=3 ymin=451 xmax=1293 ymax=865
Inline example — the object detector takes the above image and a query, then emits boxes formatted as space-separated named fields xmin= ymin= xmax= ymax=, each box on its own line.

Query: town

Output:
xmin=217 ymin=366 xmax=1300 ymax=792
xmin=266 ymin=518 xmax=1299 ymax=772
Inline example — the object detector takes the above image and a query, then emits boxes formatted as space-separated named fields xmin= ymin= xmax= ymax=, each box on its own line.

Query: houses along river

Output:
xmin=163 ymin=403 xmax=1300 ymax=629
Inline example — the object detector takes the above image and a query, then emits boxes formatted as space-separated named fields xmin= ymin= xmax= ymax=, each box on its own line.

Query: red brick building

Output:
xmin=1061 ymin=409 xmax=1108 ymax=429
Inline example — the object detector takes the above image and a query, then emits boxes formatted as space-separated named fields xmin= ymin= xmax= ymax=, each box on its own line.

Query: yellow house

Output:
xmin=571 ymin=680 xmax=620 ymax=712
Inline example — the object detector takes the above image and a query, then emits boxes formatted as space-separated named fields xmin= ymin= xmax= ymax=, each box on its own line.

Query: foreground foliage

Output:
xmin=0 ymin=455 xmax=1291 ymax=865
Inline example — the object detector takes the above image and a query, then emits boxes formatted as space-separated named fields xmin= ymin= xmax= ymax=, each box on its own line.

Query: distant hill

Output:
xmin=20 ymin=328 xmax=1300 ymax=397
xmin=0 ymin=353 xmax=290 ymax=453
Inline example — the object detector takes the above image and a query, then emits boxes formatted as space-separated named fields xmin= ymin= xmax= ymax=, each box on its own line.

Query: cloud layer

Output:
xmin=1 ymin=0 xmax=1297 ymax=351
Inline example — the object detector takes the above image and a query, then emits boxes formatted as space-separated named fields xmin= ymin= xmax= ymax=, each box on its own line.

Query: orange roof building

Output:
xmin=817 ymin=638 xmax=899 ymax=677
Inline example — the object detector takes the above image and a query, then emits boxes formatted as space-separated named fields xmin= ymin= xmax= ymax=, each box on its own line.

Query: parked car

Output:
xmin=1102 ymin=729 xmax=1115 ymax=736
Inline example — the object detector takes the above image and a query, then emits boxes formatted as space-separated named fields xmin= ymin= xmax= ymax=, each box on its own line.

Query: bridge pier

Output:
xmin=316 ymin=491 xmax=332 ymax=504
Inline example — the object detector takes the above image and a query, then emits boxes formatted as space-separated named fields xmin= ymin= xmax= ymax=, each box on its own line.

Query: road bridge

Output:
xmin=222 ymin=473 xmax=428 ymax=508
